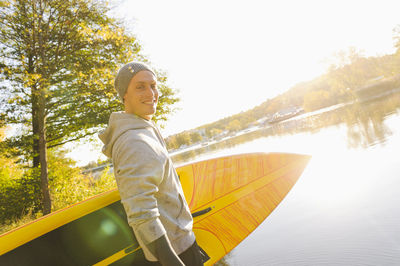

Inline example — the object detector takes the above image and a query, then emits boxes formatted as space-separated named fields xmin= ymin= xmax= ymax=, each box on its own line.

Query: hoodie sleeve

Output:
xmin=112 ymin=132 xmax=167 ymax=245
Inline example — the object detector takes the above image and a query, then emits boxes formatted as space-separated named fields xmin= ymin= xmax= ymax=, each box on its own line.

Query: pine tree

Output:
xmin=0 ymin=0 xmax=178 ymax=214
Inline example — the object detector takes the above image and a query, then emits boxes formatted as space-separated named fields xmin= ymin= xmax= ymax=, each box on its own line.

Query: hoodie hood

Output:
xmin=98 ymin=112 xmax=157 ymax=158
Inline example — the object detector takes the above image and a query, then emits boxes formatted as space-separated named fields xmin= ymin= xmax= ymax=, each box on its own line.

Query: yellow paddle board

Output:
xmin=0 ymin=152 xmax=310 ymax=265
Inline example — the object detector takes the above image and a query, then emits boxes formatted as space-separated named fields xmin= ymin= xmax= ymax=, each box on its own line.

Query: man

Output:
xmin=99 ymin=62 xmax=205 ymax=265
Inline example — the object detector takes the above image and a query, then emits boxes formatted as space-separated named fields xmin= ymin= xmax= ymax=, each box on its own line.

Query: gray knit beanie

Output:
xmin=114 ymin=62 xmax=156 ymax=101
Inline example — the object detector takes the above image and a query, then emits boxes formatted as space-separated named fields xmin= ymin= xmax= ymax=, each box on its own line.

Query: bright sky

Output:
xmin=69 ymin=0 xmax=400 ymax=165
xmin=112 ymin=0 xmax=399 ymax=137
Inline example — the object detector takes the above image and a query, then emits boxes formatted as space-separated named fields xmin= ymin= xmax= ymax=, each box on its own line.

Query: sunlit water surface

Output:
xmin=178 ymin=113 xmax=400 ymax=265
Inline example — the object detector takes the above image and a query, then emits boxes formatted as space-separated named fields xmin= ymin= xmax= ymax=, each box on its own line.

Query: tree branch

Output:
xmin=47 ymin=131 xmax=99 ymax=149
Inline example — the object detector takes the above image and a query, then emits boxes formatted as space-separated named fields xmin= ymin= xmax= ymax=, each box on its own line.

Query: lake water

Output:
xmin=173 ymin=97 xmax=400 ymax=265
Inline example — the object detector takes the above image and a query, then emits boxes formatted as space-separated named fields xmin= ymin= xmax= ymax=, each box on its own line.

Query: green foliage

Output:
xmin=0 ymin=129 xmax=41 ymax=223
xmin=50 ymin=166 xmax=116 ymax=211
xmin=0 ymin=0 xmax=179 ymax=159
xmin=43 ymin=148 xmax=116 ymax=211
xmin=165 ymin=135 xmax=179 ymax=150
xmin=166 ymin=130 xmax=205 ymax=150
xmin=0 ymin=209 xmax=42 ymax=235
xmin=0 ymin=148 xmax=116 ymax=230
xmin=0 ymin=168 xmax=42 ymax=223
xmin=0 ymin=0 xmax=132 ymax=159
xmin=153 ymin=75 xmax=180 ymax=127
xmin=0 ymin=156 xmax=23 ymax=182
xmin=190 ymin=131 xmax=203 ymax=143
xmin=0 ymin=0 xmax=179 ymax=213
xmin=175 ymin=131 xmax=192 ymax=147
xmin=0 ymin=126 xmax=21 ymax=161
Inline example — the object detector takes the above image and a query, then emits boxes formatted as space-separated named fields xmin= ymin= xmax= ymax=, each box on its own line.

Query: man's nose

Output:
xmin=144 ymin=86 xmax=156 ymax=97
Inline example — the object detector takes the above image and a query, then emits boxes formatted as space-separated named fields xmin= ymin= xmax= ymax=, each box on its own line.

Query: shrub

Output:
xmin=0 ymin=168 xmax=42 ymax=223
xmin=0 ymin=149 xmax=117 ymax=232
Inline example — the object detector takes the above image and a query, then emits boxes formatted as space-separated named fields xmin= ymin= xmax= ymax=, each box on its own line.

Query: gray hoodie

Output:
xmin=99 ymin=112 xmax=195 ymax=261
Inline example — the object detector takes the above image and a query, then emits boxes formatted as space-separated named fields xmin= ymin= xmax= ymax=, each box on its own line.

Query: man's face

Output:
xmin=123 ymin=70 xmax=159 ymax=120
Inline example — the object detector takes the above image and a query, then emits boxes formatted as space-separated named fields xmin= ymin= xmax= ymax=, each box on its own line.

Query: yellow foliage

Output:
xmin=303 ymin=90 xmax=334 ymax=112
xmin=0 ymin=157 xmax=23 ymax=181
xmin=49 ymin=166 xmax=116 ymax=212
xmin=0 ymin=127 xmax=7 ymax=141
xmin=0 ymin=209 xmax=43 ymax=235
xmin=227 ymin=119 xmax=241 ymax=132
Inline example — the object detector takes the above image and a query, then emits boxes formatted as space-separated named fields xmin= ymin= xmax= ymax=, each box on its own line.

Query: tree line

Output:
xmin=166 ymin=42 xmax=400 ymax=150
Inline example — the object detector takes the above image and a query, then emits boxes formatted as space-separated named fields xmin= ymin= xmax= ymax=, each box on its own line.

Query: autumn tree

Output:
xmin=165 ymin=135 xmax=179 ymax=150
xmin=189 ymin=131 xmax=202 ymax=143
xmin=175 ymin=131 xmax=192 ymax=147
xmin=0 ymin=0 xmax=178 ymax=214
xmin=325 ymin=47 xmax=398 ymax=94
xmin=226 ymin=119 xmax=241 ymax=132
xmin=209 ymin=128 xmax=223 ymax=138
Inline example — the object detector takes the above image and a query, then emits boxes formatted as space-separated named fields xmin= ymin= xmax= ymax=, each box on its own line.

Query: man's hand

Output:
xmin=147 ymin=235 xmax=185 ymax=266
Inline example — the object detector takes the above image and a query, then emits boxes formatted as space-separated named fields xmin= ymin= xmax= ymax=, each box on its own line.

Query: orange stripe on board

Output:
xmin=191 ymin=160 xmax=293 ymax=212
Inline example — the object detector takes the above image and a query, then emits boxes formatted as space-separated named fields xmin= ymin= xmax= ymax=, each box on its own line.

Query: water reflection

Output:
xmin=173 ymin=93 xmax=400 ymax=266
xmin=218 ymin=115 xmax=400 ymax=266
xmin=172 ymin=92 xmax=400 ymax=164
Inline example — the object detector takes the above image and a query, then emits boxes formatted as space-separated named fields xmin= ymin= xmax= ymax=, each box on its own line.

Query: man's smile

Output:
xmin=143 ymin=99 xmax=156 ymax=105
